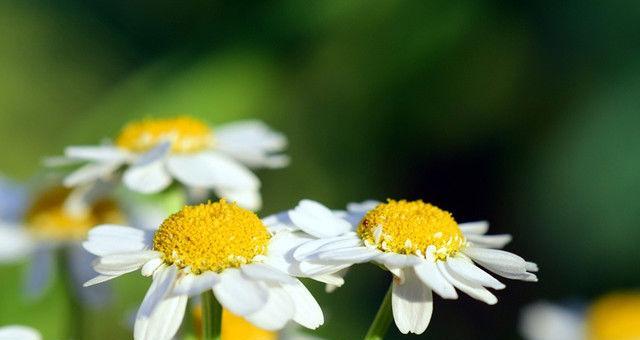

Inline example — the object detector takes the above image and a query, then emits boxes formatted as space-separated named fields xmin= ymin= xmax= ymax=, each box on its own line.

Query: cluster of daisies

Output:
xmin=0 ymin=116 xmax=548 ymax=340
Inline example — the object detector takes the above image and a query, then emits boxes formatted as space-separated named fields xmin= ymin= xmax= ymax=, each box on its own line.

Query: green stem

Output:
xmin=201 ymin=290 xmax=222 ymax=340
xmin=56 ymin=248 xmax=84 ymax=340
xmin=363 ymin=283 xmax=394 ymax=340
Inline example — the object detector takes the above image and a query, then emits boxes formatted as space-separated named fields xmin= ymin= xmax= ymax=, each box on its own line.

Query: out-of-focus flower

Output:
xmin=273 ymin=199 xmax=538 ymax=334
xmin=50 ymin=116 xmax=288 ymax=211
xmin=0 ymin=182 xmax=123 ymax=306
xmin=83 ymin=200 xmax=324 ymax=340
xmin=520 ymin=292 xmax=640 ymax=340
xmin=192 ymin=306 xmax=324 ymax=340
xmin=0 ymin=325 xmax=41 ymax=340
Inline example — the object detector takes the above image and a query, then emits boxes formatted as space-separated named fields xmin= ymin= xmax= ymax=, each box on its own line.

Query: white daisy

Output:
xmin=0 ymin=183 xmax=123 ymax=305
xmin=83 ymin=199 xmax=324 ymax=340
xmin=520 ymin=292 xmax=640 ymax=340
xmin=0 ymin=325 xmax=41 ymax=340
xmin=278 ymin=199 xmax=538 ymax=335
xmin=50 ymin=116 xmax=288 ymax=211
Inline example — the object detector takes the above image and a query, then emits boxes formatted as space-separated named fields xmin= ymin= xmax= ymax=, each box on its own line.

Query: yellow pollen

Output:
xmin=153 ymin=200 xmax=270 ymax=274
xmin=25 ymin=187 xmax=123 ymax=241
xmin=115 ymin=116 xmax=214 ymax=153
xmin=586 ymin=292 xmax=640 ymax=340
xmin=357 ymin=199 xmax=465 ymax=259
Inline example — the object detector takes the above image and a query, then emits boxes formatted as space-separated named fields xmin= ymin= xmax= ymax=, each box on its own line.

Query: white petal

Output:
xmin=241 ymin=263 xmax=296 ymax=284
xmin=64 ymin=161 xmax=122 ymax=187
xmin=465 ymin=234 xmax=512 ymax=249
xmin=93 ymin=251 xmax=161 ymax=276
xmin=84 ymin=275 xmax=119 ymax=287
xmin=133 ymin=141 xmax=171 ymax=166
xmin=437 ymin=261 xmax=497 ymax=305
xmin=377 ymin=253 xmax=424 ymax=270
xmin=262 ymin=212 xmax=297 ymax=233
xmin=519 ymin=302 xmax=584 ymax=340
xmin=392 ymin=268 xmax=433 ymax=334
xmin=312 ymin=247 xmax=380 ymax=264
xmin=141 ymin=258 xmax=164 ymax=277
xmin=288 ymin=200 xmax=353 ymax=238
xmin=0 ymin=226 xmax=34 ymax=262
xmin=526 ymin=262 xmax=539 ymax=272
xmin=298 ymin=262 xmax=351 ymax=277
xmin=262 ymin=231 xmax=313 ymax=276
xmin=213 ymin=268 xmax=268 ymax=316
xmin=414 ymin=261 xmax=458 ymax=299
xmin=446 ymin=255 xmax=505 ymax=290
xmin=214 ymin=120 xmax=289 ymax=168
xmin=172 ymin=272 xmax=219 ymax=296
xmin=214 ymin=187 xmax=261 ymax=211
xmin=123 ymin=160 xmax=172 ymax=194
xmin=134 ymin=294 xmax=188 ymax=340
xmin=346 ymin=200 xmax=380 ymax=213
xmin=293 ymin=234 xmax=358 ymax=261
xmin=244 ymin=284 xmax=295 ymax=330
xmin=463 ymin=247 xmax=528 ymax=274
xmin=459 ymin=221 xmax=489 ymax=235
xmin=83 ymin=224 xmax=148 ymax=257
xmin=137 ymin=265 xmax=178 ymax=318
xmin=281 ymin=279 xmax=324 ymax=329
xmin=0 ymin=325 xmax=42 ymax=340
xmin=65 ymin=145 xmax=129 ymax=162
xmin=166 ymin=152 xmax=259 ymax=189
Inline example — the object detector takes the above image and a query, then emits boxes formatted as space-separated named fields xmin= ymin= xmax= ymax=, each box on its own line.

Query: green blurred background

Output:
xmin=1 ymin=0 xmax=639 ymax=339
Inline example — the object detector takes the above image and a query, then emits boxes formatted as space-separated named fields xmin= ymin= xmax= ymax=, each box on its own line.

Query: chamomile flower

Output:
xmin=0 ymin=325 xmax=41 ymax=340
xmin=83 ymin=200 xmax=323 ymax=340
xmin=279 ymin=199 xmax=538 ymax=334
xmin=0 ymin=183 xmax=123 ymax=305
xmin=520 ymin=292 xmax=640 ymax=340
xmin=51 ymin=116 xmax=288 ymax=211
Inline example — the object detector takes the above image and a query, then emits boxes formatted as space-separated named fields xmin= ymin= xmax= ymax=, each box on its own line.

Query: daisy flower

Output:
xmin=191 ymin=307 xmax=325 ymax=340
xmin=83 ymin=199 xmax=323 ymax=340
xmin=0 ymin=325 xmax=41 ymax=340
xmin=0 ymin=183 xmax=123 ymax=305
xmin=520 ymin=291 xmax=640 ymax=340
xmin=282 ymin=199 xmax=538 ymax=335
xmin=51 ymin=116 xmax=288 ymax=211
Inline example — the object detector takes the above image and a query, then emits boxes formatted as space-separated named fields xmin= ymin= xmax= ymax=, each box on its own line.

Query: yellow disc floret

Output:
xmin=357 ymin=199 xmax=465 ymax=259
xmin=25 ymin=187 xmax=123 ymax=241
xmin=116 ymin=116 xmax=214 ymax=153
xmin=153 ymin=200 xmax=270 ymax=274
xmin=586 ymin=292 xmax=640 ymax=340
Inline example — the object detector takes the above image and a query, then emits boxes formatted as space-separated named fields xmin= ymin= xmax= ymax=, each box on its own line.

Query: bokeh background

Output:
xmin=1 ymin=1 xmax=639 ymax=339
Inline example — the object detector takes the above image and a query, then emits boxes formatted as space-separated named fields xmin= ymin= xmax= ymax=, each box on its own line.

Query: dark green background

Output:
xmin=1 ymin=1 xmax=639 ymax=339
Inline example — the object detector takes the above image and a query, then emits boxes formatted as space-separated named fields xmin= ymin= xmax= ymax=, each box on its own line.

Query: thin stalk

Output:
xmin=363 ymin=283 xmax=394 ymax=340
xmin=201 ymin=290 xmax=222 ymax=340
xmin=56 ymin=247 xmax=84 ymax=340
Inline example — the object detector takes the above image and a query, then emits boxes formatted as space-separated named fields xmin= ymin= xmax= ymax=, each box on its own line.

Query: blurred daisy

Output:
xmin=0 ymin=183 xmax=123 ymax=305
xmin=191 ymin=306 xmax=324 ymax=340
xmin=282 ymin=199 xmax=538 ymax=334
xmin=0 ymin=325 xmax=41 ymax=340
xmin=83 ymin=199 xmax=323 ymax=340
xmin=51 ymin=116 xmax=288 ymax=210
xmin=520 ymin=292 xmax=640 ymax=340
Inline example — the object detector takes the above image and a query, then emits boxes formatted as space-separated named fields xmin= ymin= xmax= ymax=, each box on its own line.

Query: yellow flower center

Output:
xmin=586 ymin=292 xmax=640 ymax=340
xmin=115 ymin=116 xmax=214 ymax=153
xmin=193 ymin=307 xmax=277 ymax=340
xmin=153 ymin=200 xmax=270 ymax=274
xmin=25 ymin=187 xmax=123 ymax=241
xmin=357 ymin=199 xmax=465 ymax=259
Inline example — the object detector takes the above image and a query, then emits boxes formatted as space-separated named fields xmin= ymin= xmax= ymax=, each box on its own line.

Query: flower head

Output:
xmin=521 ymin=292 xmax=640 ymax=340
xmin=84 ymin=200 xmax=324 ymax=340
xmin=272 ymin=198 xmax=538 ymax=334
xmin=51 ymin=116 xmax=289 ymax=210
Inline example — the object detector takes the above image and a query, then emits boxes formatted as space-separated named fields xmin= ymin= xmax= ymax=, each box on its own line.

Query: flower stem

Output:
xmin=56 ymin=248 xmax=84 ymax=340
xmin=363 ymin=283 xmax=394 ymax=340
xmin=201 ymin=290 xmax=222 ymax=340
